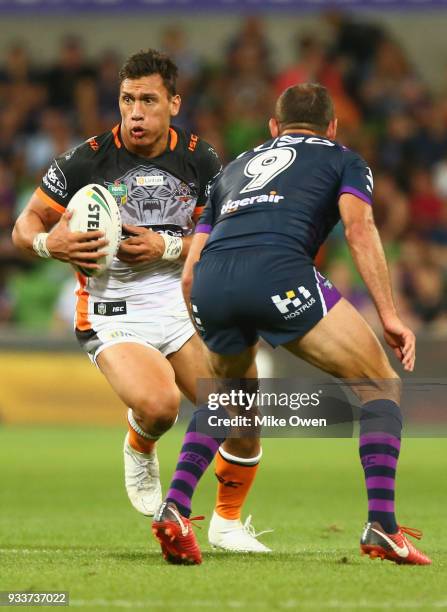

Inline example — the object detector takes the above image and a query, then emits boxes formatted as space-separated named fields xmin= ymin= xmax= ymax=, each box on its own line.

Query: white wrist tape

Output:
xmin=161 ymin=233 xmax=183 ymax=261
xmin=32 ymin=233 xmax=51 ymax=258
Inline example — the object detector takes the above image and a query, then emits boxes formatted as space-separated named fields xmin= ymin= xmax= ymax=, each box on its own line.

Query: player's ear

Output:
xmin=269 ymin=117 xmax=280 ymax=138
xmin=170 ymin=94 xmax=181 ymax=117
xmin=327 ymin=118 xmax=337 ymax=140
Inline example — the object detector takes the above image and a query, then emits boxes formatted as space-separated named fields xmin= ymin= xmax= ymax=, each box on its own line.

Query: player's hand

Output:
xmin=117 ymin=224 xmax=165 ymax=264
xmin=382 ymin=316 xmax=416 ymax=372
xmin=47 ymin=210 xmax=109 ymax=271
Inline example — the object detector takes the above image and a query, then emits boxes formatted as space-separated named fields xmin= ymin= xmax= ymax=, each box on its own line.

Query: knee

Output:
xmin=132 ymin=386 xmax=180 ymax=434
xmin=356 ymin=357 xmax=402 ymax=405
xmin=223 ymin=436 xmax=261 ymax=459
xmin=373 ymin=358 xmax=402 ymax=403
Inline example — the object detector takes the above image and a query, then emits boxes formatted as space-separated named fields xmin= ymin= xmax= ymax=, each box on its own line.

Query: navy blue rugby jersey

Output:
xmin=197 ymin=133 xmax=373 ymax=261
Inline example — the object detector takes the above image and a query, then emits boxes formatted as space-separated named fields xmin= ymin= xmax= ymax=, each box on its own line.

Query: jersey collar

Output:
xmin=111 ymin=124 xmax=122 ymax=149
xmin=168 ymin=127 xmax=178 ymax=151
xmin=111 ymin=124 xmax=178 ymax=152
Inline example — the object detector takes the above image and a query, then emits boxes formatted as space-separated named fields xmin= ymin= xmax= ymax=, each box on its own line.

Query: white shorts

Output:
xmin=76 ymin=310 xmax=195 ymax=366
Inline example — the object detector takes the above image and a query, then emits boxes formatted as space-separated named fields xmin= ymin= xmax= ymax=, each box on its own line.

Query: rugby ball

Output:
xmin=67 ymin=184 xmax=122 ymax=277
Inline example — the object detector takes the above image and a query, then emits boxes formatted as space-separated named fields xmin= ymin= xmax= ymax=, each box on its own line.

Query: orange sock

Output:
xmin=127 ymin=425 xmax=156 ymax=454
xmin=127 ymin=409 xmax=156 ymax=454
xmin=214 ymin=448 xmax=261 ymax=520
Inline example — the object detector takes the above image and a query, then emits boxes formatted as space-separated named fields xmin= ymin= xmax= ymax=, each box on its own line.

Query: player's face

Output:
xmin=119 ymin=75 xmax=181 ymax=156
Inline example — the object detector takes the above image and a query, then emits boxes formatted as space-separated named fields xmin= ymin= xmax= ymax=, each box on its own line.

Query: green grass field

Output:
xmin=1 ymin=426 xmax=446 ymax=611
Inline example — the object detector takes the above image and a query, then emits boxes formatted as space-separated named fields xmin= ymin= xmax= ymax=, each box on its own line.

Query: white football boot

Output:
xmin=123 ymin=433 xmax=162 ymax=516
xmin=208 ymin=511 xmax=272 ymax=552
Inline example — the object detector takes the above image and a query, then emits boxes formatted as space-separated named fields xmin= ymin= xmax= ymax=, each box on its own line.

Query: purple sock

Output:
xmin=359 ymin=399 xmax=402 ymax=534
xmin=166 ymin=408 xmax=226 ymax=517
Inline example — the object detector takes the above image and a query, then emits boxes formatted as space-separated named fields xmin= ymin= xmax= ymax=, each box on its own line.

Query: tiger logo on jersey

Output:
xmin=111 ymin=165 xmax=197 ymax=230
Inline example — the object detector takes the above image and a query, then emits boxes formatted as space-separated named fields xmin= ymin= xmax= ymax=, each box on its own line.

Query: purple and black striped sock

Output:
xmin=166 ymin=407 xmax=226 ymax=518
xmin=359 ymin=399 xmax=402 ymax=534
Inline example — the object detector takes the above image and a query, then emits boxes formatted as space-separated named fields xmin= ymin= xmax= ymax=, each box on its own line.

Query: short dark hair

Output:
xmin=275 ymin=83 xmax=334 ymax=134
xmin=119 ymin=49 xmax=178 ymax=97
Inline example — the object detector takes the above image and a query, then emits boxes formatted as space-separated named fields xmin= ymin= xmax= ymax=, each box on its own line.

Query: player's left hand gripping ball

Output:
xmin=67 ymin=184 xmax=122 ymax=277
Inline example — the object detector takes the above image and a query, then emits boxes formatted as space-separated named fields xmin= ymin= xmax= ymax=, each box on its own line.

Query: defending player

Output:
xmin=11 ymin=50 xmax=262 ymax=547
xmin=153 ymin=83 xmax=431 ymax=566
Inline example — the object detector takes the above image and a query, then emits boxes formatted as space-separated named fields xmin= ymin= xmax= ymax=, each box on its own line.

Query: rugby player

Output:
xmin=12 ymin=50 xmax=263 ymax=551
xmin=153 ymin=83 xmax=431 ymax=566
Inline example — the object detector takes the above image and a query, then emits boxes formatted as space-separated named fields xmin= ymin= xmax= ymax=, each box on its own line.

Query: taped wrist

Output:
xmin=161 ymin=233 xmax=183 ymax=261
xmin=32 ymin=233 xmax=51 ymax=258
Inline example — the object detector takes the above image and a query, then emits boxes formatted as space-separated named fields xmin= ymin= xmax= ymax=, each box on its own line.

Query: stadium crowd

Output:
xmin=1 ymin=12 xmax=446 ymax=335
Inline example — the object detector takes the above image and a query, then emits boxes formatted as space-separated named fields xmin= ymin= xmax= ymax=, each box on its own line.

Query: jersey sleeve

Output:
xmin=192 ymin=138 xmax=223 ymax=223
xmin=37 ymin=146 xmax=90 ymax=214
xmin=195 ymin=200 xmax=215 ymax=234
xmin=338 ymin=150 xmax=374 ymax=205
xmin=195 ymin=170 xmax=222 ymax=234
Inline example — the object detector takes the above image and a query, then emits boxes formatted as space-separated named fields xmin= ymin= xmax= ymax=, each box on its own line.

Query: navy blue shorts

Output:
xmin=190 ymin=247 xmax=341 ymax=355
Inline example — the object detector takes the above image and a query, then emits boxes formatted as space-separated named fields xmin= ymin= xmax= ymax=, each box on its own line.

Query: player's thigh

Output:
xmin=207 ymin=344 xmax=258 ymax=380
xmin=209 ymin=345 xmax=261 ymax=453
xmin=170 ymin=336 xmax=258 ymax=400
xmin=167 ymin=332 xmax=211 ymax=403
xmin=283 ymin=298 xmax=400 ymax=403
xmin=170 ymin=336 xmax=261 ymax=455
xmin=97 ymin=342 xmax=179 ymax=414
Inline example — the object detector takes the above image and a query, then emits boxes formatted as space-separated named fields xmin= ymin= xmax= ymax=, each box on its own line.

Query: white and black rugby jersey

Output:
xmin=37 ymin=124 xmax=221 ymax=329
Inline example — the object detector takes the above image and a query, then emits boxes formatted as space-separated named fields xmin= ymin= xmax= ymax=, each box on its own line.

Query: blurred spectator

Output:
xmin=0 ymin=44 xmax=47 ymax=161
xmin=275 ymin=33 xmax=326 ymax=94
xmin=160 ymin=26 xmax=204 ymax=130
xmin=20 ymin=109 xmax=79 ymax=177
xmin=0 ymin=42 xmax=44 ymax=91
xmin=377 ymin=112 xmax=417 ymax=188
xmin=220 ymin=39 xmax=274 ymax=158
xmin=0 ymin=160 xmax=25 ymax=324
xmin=75 ymin=50 xmax=121 ymax=136
xmin=95 ymin=51 xmax=121 ymax=128
xmin=373 ymin=172 xmax=409 ymax=242
xmin=45 ymin=35 xmax=95 ymax=112
xmin=0 ymin=160 xmax=16 ymax=229
xmin=225 ymin=15 xmax=273 ymax=78
xmin=193 ymin=109 xmax=227 ymax=163
xmin=402 ymin=258 xmax=447 ymax=329
xmin=408 ymin=168 xmax=444 ymax=235
xmin=324 ymin=10 xmax=386 ymax=105
xmin=161 ymin=26 xmax=201 ymax=89
xmin=408 ymin=101 xmax=447 ymax=168
xmin=360 ymin=38 xmax=428 ymax=124
xmin=275 ymin=32 xmax=360 ymax=133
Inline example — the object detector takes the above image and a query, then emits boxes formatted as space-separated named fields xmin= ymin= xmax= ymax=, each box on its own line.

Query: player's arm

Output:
xmin=12 ymin=153 xmax=108 ymax=271
xmin=118 ymin=227 xmax=193 ymax=264
xmin=12 ymin=190 xmax=62 ymax=256
xmin=182 ymin=231 xmax=209 ymax=306
xmin=339 ymin=194 xmax=415 ymax=371
xmin=182 ymin=150 xmax=221 ymax=306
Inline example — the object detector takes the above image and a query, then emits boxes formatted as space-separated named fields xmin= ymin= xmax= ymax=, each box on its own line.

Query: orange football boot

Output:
xmin=152 ymin=502 xmax=204 ymax=565
xmin=361 ymin=522 xmax=432 ymax=565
